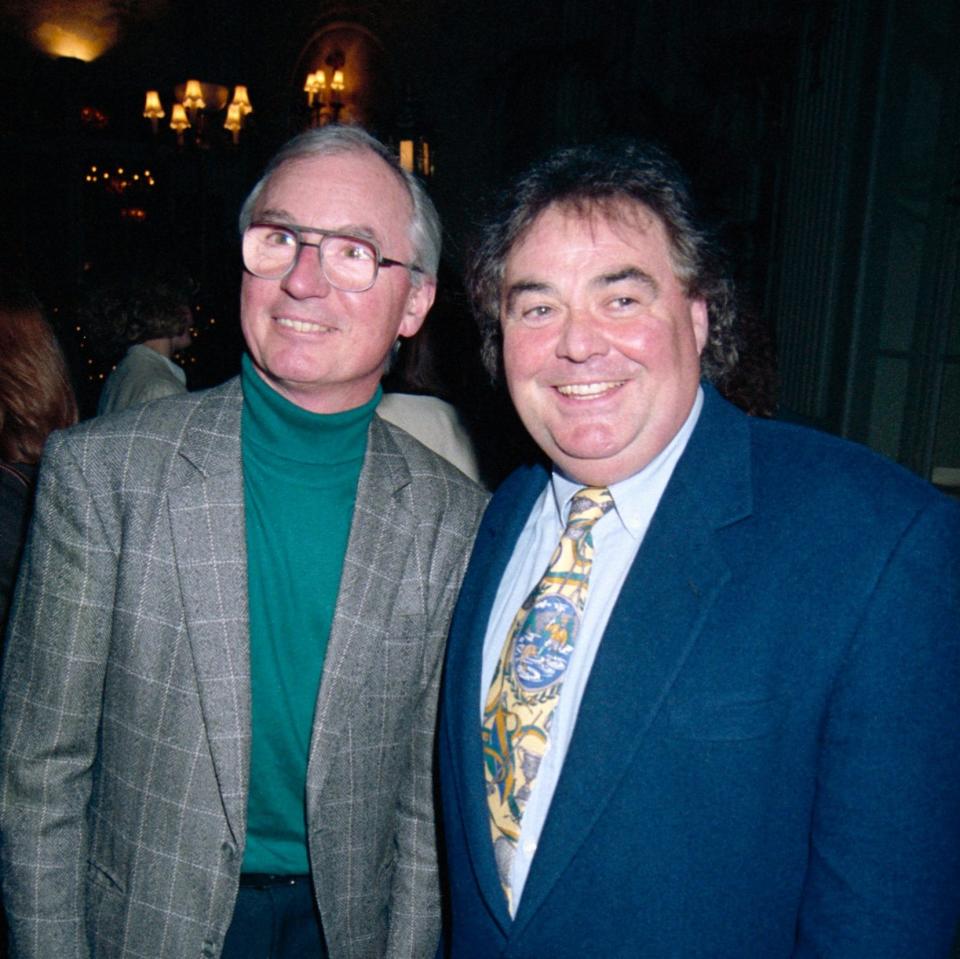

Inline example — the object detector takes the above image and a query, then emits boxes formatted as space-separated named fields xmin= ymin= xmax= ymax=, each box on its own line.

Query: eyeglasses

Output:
xmin=242 ymin=222 xmax=423 ymax=293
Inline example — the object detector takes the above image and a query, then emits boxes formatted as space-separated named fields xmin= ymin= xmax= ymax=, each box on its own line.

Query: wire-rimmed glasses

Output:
xmin=242 ymin=222 xmax=424 ymax=292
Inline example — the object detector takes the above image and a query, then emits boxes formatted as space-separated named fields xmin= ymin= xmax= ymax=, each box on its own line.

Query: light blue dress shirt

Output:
xmin=480 ymin=387 xmax=704 ymax=914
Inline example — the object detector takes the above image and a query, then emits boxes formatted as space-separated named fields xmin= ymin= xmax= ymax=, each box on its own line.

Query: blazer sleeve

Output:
xmin=0 ymin=433 xmax=119 ymax=959
xmin=385 ymin=482 xmax=488 ymax=958
xmin=795 ymin=494 xmax=960 ymax=957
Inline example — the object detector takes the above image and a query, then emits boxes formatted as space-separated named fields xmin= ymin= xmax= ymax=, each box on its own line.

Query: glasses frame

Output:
xmin=243 ymin=221 xmax=424 ymax=292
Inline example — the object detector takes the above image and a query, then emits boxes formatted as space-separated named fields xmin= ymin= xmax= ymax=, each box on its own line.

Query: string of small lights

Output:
xmin=83 ymin=164 xmax=157 ymax=222
xmin=83 ymin=164 xmax=157 ymax=191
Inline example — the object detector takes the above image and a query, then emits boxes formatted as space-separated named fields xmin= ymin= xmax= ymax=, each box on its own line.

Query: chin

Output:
xmin=551 ymin=432 xmax=625 ymax=463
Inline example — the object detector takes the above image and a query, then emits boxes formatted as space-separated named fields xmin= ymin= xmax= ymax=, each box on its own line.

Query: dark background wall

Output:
xmin=0 ymin=0 xmax=956 ymax=489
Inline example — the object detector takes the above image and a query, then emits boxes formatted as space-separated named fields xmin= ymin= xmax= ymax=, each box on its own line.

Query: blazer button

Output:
xmin=221 ymin=841 xmax=237 ymax=859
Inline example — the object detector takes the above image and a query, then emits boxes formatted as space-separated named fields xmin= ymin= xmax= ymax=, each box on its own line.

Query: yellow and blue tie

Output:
xmin=482 ymin=486 xmax=614 ymax=910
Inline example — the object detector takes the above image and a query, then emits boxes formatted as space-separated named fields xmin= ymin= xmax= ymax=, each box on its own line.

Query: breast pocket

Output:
xmin=665 ymin=697 xmax=786 ymax=741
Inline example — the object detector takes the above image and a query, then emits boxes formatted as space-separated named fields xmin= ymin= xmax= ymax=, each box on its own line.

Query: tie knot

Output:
xmin=565 ymin=486 xmax=613 ymax=530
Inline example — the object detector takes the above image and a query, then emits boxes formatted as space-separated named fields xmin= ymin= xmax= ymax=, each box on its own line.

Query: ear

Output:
xmin=691 ymin=298 xmax=709 ymax=354
xmin=397 ymin=276 xmax=436 ymax=339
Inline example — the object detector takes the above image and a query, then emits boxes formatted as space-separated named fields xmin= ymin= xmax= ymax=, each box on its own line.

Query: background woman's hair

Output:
xmin=0 ymin=281 xmax=78 ymax=463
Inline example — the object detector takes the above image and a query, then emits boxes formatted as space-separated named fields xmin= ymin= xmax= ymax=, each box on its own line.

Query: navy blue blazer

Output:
xmin=438 ymin=385 xmax=960 ymax=958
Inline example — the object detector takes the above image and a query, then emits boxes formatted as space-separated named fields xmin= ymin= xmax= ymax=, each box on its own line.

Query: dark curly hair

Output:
xmin=466 ymin=138 xmax=740 ymax=386
xmin=79 ymin=270 xmax=193 ymax=353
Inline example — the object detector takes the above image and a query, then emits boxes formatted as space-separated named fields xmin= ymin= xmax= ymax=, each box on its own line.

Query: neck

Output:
xmin=140 ymin=337 xmax=173 ymax=358
xmin=250 ymin=361 xmax=379 ymax=415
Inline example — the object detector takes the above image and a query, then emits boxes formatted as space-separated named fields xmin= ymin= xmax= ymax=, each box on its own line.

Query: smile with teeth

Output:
xmin=275 ymin=316 xmax=334 ymax=333
xmin=555 ymin=381 xmax=625 ymax=398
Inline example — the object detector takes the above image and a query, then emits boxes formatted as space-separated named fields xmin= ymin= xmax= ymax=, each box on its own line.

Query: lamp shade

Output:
xmin=304 ymin=71 xmax=326 ymax=107
xmin=231 ymin=85 xmax=253 ymax=115
xmin=224 ymin=103 xmax=242 ymax=132
xmin=224 ymin=102 xmax=243 ymax=143
xmin=182 ymin=79 xmax=206 ymax=111
xmin=143 ymin=90 xmax=165 ymax=119
xmin=169 ymin=102 xmax=191 ymax=132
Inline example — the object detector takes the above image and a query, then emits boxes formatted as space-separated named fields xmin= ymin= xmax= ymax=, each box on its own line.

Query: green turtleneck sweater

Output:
xmin=240 ymin=354 xmax=379 ymax=875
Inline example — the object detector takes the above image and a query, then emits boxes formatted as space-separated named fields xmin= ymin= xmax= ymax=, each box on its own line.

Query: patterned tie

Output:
xmin=482 ymin=486 xmax=614 ymax=909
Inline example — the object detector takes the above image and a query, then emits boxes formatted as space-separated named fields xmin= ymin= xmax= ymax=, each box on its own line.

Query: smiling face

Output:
xmin=240 ymin=150 xmax=435 ymax=413
xmin=500 ymin=202 xmax=708 ymax=486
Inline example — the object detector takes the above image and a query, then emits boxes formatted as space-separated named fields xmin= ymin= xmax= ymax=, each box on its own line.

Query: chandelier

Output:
xmin=143 ymin=80 xmax=253 ymax=146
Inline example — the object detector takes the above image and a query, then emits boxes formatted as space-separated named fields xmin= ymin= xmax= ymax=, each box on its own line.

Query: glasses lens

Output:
xmin=243 ymin=225 xmax=298 ymax=278
xmin=321 ymin=235 xmax=378 ymax=292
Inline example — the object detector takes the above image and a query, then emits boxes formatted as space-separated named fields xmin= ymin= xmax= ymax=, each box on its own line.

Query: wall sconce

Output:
xmin=303 ymin=52 xmax=347 ymax=127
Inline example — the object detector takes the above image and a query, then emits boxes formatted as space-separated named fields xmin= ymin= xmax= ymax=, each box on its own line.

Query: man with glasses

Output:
xmin=0 ymin=126 xmax=488 ymax=959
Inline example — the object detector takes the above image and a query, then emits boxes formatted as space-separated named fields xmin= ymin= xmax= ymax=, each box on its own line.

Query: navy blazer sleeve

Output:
xmin=795 ymin=492 xmax=960 ymax=955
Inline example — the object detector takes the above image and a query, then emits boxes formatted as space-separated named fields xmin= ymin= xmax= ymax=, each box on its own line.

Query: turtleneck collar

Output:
xmin=240 ymin=353 xmax=381 ymax=466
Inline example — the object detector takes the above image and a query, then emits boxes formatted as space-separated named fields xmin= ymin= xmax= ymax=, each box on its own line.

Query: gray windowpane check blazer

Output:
xmin=0 ymin=377 xmax=488 ymax=959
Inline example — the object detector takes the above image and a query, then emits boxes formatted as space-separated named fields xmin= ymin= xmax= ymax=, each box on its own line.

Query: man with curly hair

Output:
xmin=85 ymin=271 xmax=195 ymax=414
xmin=436 ymin=138 xmax=960 ymax=957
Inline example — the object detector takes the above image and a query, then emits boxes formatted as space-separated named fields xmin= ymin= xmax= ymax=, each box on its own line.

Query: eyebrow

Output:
xmin=255 ymin=208 xmax=380 ymax=242
xmin=593 ymin=266 xmax=659 ymax=295
xmin=503 ymin=266 xmax=659 ymax=313
xmin=504 ymin=281 xmax=553 ymax=315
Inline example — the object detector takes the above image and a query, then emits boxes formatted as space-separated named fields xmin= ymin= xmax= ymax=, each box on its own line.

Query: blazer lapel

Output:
xmin=167 ymin=380 xmax=250 ymax=847
xmin=444 ymin=465 xmax=550 ymax=931
xmin=304 ymin=417 xmax=413 ymax=802
xmin=511 ymin=387 xmax=754 ymax=933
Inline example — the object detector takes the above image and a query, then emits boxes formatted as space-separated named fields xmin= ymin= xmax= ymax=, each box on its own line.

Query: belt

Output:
xmin=239 ymin=873 xmax=310 ymax=889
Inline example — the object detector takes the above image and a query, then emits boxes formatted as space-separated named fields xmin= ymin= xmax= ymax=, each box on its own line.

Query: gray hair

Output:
xmin=238 ymin=125 xmax=441 ymax=282
xmin=466 ymin=138 xmax=739 ymax=384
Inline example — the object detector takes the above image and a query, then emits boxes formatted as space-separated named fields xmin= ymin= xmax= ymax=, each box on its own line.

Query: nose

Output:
xmin=556 ymin=308 xmax=608 ymax=362
xmin=280 ymin=242 xmax=333 ymax=300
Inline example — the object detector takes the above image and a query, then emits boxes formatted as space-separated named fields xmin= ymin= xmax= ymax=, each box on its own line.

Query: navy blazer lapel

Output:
xmin=443 ymin=464 xmax=550 ymax=931
xmin=167 ymin=380 xmax=250 ymax=847
xmin=511 ymin=387 xmax=753 ymax=933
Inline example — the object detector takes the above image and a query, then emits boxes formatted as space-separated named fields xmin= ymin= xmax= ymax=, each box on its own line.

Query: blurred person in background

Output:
xmin=0 ymin=280 xmax=77 ymax=631
xmin=379 ymin=312 xmax=483 ymax=484
xmin=0 ymin=279 xmax=77 ymax=959
xmin=80 ymin=269 xmax=195 ymax=415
